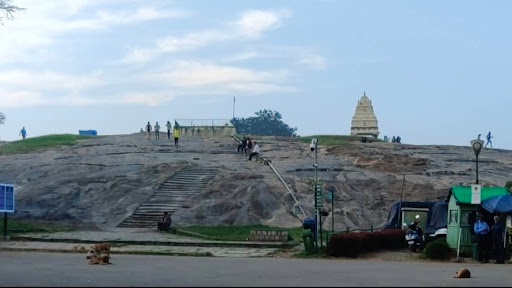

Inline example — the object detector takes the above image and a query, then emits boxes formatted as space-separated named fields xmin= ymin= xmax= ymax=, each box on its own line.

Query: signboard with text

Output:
xmin=314 ymin=181 xmax=323 ymax=208
xmin=471 ymin=184 xmax=481 ymax=205
xmin=0 ymin=184 xmax=15 ymax=213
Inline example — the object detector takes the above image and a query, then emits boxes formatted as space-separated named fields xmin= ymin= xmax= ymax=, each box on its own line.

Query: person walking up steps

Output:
xmin=173 ymin=127 xmax=181 ymax=148
xmin=145 ymin=122 xmax=152 ymax=140
xmin=154 ymin=122 xmax=160 ymax=140
xmin=19 ymin=127 xmax=27 ymax=140
xmin=485 ymin=132 xmax=493 ymax=148
xmin=166 ymin=121 xmax=172 ymax=140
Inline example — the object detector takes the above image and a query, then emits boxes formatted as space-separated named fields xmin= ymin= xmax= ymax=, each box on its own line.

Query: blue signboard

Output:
xmin=0 ymin=184 xmax=14 ymax=213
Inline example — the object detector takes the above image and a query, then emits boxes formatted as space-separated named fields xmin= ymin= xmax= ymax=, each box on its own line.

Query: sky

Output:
xmin=0 ymin=0 xmax=511 ymax=149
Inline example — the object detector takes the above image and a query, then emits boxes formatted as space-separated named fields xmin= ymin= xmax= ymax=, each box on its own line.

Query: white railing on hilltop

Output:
xmin=174 ymin=119 xmax=233 ymax=127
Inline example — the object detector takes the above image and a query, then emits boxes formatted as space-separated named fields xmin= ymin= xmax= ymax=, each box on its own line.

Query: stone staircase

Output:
xmin=118 ymin=167 xmax=218 ymax=228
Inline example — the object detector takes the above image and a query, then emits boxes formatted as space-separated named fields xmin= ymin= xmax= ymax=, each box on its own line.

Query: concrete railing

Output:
xmin=231 ymin=135 xmax=306 ymax=219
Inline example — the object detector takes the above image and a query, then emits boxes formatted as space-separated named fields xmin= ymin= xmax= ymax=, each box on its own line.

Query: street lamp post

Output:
xmin=310 ymin=138 xmax=320 ymax=250
xmin=471 ymin=139 xmax=484 ymax=184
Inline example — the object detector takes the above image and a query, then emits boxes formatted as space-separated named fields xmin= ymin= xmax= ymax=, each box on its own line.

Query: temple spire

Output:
xmin=350 ymin=93 xmax=379 ymax=138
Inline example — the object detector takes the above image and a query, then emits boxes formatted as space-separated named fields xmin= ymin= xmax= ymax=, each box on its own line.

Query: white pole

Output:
xmin=457 ymin=227 xmax=462 ymax=260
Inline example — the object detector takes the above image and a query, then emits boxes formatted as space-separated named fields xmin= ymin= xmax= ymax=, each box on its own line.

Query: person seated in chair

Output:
xmin=157 ymin=212 xmax=172 ymax=232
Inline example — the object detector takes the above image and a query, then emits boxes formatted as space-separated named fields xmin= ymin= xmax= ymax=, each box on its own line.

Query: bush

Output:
xmin=327 ymin=229 xmax=406 ymax=258
xmin=424 ymin=238 xmax=451 ymax=260
xmin=506 ymin=181 xmax=512 ymax=190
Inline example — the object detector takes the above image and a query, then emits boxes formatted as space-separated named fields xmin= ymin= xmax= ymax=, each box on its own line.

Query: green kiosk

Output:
xmin=446 ymin=186 xmax=509 ymax=256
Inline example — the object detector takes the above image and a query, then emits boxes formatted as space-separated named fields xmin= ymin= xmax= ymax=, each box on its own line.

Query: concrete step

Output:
xmin=118 ymin=167 xmax=218 ymax=228
xmin=138 ymin=203 xmax=184 ymax=207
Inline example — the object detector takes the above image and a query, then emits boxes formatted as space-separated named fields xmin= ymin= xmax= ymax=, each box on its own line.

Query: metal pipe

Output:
xmin=331 ymin=190 xmax=334 ymax=233
xmin=398 ymin=174 xmax=405 ymax=228
xmin=267 ymin=162 xmax=307 ymax=218
xmin=315 ymin=141 xmax=320 ymax=249
xmin=3 ymin=212 xmax=7 ymax=237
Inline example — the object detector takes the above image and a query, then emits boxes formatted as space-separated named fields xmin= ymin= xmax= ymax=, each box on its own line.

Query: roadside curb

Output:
xmin=0 ymin=247 xmax=214 ymax=257
xmin=11 ymin=236 xmax=297 ymax=249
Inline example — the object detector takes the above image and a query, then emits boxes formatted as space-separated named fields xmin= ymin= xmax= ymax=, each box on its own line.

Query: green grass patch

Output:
xmin=0 ymin=218 xmax=75 ymax=234
xmin=176 ymin=225 xmax=304 ymax=242
xmin=0 ymin=134 xmax=96 ymax=155
xmin=300 ymin=135 xmax=383 ymax=146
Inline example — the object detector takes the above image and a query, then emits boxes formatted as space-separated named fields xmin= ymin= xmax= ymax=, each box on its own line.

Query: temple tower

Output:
xmin=350 ymin=92 xmax=380 ymax=138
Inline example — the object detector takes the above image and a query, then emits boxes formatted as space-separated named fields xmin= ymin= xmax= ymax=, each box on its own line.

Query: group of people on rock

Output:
xmin=391 ymin=136 xmax=402 ymax=144
xmin=144 ymin=121 xmax=180 ymax=147
xmin=237 ymin=136 xmax=260 ymax=161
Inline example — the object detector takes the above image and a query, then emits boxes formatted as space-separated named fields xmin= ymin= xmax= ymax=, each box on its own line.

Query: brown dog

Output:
xmin=88 ymin=256 xmax=111 ymax=265
xmin=454 ymin=268 xmax=471 ymax=278
xmin=90 ymin=243 xmax=112 ymax=257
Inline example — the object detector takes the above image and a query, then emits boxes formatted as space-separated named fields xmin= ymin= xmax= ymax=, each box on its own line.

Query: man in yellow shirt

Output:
xmin=173 ymin=127 xmax=181 ymax=148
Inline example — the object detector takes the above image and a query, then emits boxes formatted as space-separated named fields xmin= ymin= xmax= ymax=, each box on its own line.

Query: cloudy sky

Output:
xmin=0 ymin=0 xmax=511 ymax=149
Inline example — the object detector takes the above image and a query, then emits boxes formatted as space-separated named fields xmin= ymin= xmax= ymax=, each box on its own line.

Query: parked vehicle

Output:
xmin=405 ymin=216 xmax=424 ymax=252
xmin=424 ymin=201 xmax=448 ymax=244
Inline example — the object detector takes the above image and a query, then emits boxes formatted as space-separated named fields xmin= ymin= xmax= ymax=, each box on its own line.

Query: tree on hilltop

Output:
xmin=0 ymin=0 xmax=25 ymax=24
xmin=231 ymin=109 xmax=297 ymax=137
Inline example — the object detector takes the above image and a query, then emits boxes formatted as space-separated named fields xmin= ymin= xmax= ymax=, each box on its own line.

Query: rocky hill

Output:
xmin=1 ymin=133 xmax=511 ymax=231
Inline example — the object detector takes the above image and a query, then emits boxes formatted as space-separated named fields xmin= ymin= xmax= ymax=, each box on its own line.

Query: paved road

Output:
xmin=1 ymin=252 xmax=511 ymax=287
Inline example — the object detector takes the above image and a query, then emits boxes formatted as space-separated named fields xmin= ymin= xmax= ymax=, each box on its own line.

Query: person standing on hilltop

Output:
xmin=245 ymin=137 xmax=253 ymax=157
xmin=173 ymin=126 xmax=181 ymax=148
xmin=154 ymin=122 xmax=160 ymax=140
xmin=485 ymin=132 xmax=493 ymax=148
xmin=19 ymin=127 xmax=27 ymax=140
xmin=166 ymin=121 xmax=172 ymax=140
xmin=145 ymin=121 xmax=152 ymax=140
xmin=238 ymin=136 xmax=247 ymax=153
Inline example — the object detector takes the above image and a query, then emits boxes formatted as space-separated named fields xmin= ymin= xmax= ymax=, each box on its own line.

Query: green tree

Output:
xmin=231 ymin=109 xmax=297 ymax=137
xmin=506 ymin=181 xmax=512 ymax=190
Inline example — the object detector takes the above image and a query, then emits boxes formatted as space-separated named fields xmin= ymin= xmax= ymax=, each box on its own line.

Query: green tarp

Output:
xmin=449 ymin=186 xmax=509 ymax=205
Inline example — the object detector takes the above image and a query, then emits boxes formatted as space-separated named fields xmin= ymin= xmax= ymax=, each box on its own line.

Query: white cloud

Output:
xmin=221 ymin=51 xmax=260 ymax=63
xmin=0 ymin=70 xmax=105 ymax=92
xmin=119 ymin=48 xmax=157 ymax=64
xmin=298 ymin=53 xmax=327 ymax=70
xmin=0 ymin=2 xmax=188 ymax=65
xmin=120 ymin=9 xmax=291 ymax=64
xmin=144 ymin=61 xmax=294 ymax=94
xmin=0 ymin=70 xmax=106 ymax=108
xmin=53 ymin=8 xmax=188 ymax=31
xmin=233 ymin=10 xmax=291 ymax=38
xmin=164 ymin=61 xmax=287 ymax=87
xmin=120 ymin=92 xmax=176 ymax=106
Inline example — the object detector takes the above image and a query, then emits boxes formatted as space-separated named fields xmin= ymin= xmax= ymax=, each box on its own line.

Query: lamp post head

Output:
xmin=471 ymin=139 xmax=484 ymax=157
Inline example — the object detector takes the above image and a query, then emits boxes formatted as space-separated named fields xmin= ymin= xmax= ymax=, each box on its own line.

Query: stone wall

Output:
xmin=248 ymin=230 xmax=289 ymax=242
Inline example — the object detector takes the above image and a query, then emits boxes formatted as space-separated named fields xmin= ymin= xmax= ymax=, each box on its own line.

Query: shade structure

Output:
xmin=481 ymin=194 xmax=512 ymax=213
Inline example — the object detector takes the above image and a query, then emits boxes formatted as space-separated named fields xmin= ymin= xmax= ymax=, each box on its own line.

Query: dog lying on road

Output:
xmin=454 ymin=268 xmax=471 ymax=278
xmin=88 ymin=256 xmax=111 ymax=265
xmin=90 ymin=243 xmax=112 ymax=257
xmin=86 ymin=250 xmax=98 ymax=259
